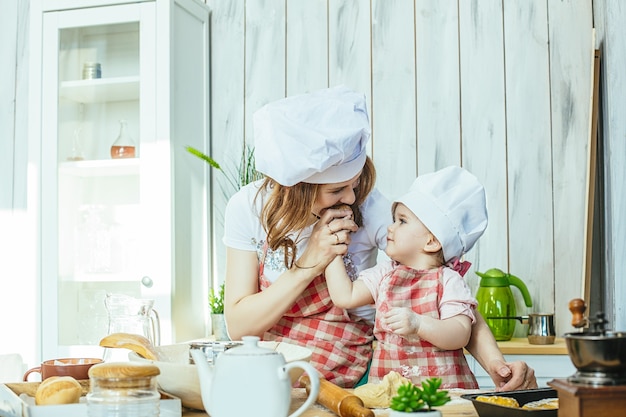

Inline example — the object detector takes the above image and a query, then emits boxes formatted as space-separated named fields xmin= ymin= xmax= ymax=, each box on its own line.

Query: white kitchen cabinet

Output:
xmin=30 ymin=0 xmax=211 ymax=360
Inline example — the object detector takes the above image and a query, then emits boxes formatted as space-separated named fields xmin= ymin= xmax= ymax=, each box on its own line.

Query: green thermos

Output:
xmin=475 ymin=268 xmax=533 ymax=341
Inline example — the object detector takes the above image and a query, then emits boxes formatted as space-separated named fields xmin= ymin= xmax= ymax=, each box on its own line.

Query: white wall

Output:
xmin=2 ymin=0 xmax=625 ymax=370
xmin=1 ymin=0 xmax=38 ymax=369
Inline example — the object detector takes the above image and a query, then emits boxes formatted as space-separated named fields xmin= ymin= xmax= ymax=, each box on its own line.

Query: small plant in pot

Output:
xmin=389 ymin=378 xmax=451 ymax=416
xmin=209 ymin=283 xmax=229 ymax=340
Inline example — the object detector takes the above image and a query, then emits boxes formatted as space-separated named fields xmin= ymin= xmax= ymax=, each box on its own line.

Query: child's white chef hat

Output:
xmin=394 ymin=166 xmax=488 ymax=262
xmin=253 ymin=85 xmax=370 ymax=186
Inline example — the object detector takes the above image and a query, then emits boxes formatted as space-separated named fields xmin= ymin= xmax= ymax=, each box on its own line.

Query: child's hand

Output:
xmin=382 ymin=307 xmax=422 ymax=337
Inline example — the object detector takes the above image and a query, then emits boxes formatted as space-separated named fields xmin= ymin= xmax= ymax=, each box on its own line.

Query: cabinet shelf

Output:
xmin=60 ymin=76 xmax=140 ymax=103
xmin=59 ymin=158 xmax=139 ymax=177
xmin=35 ymin=0 xmax=210 ymax=359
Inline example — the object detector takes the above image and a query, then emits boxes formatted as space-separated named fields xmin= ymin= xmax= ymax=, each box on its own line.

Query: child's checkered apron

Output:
xmin=370 ymin=265 xmax=478 ymax=389
xmin=258 ymin=249 xmax=374 ymax=388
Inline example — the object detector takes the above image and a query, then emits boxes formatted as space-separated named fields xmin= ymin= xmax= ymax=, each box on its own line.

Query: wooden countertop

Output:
xmin=182 ymin=388 xmax=480 ymax=417
xmin=494 ymin=337 xmax=568 ymax=355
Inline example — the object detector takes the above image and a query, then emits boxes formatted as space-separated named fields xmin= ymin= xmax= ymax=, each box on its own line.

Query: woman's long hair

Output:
xmin=257 ymin=156 xmax=376 ymax=268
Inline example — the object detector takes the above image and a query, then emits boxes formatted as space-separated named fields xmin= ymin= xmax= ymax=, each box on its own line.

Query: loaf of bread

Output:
xmin=475 ymin=395 xmax=520 ymax=408
xmin=522 ymin=398 xmax=559 ymax=410
xmin=99 ymin=332 xmax=159 ymax=360
xmin=475 ymin=394 xmax=559 ymax=410
xmin=35 ymin=376 xmax=82 ymax=405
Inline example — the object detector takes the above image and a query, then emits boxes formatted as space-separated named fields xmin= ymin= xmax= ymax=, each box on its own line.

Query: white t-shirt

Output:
xmin=223 ymin=180 xmax=391 ymax=322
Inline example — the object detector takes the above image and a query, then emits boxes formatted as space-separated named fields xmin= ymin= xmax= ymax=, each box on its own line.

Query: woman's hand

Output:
xmin=466 ymin=312 xmax=538 ymax=390
xmin=294 ymin=207 xmax=357 ymax=275
xmin=487 ymin=359 xmax=538 ymax=391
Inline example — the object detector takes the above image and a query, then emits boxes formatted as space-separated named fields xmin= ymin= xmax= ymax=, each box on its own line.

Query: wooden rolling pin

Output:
xmin=300 ymin=375 xmax=374 ymax=417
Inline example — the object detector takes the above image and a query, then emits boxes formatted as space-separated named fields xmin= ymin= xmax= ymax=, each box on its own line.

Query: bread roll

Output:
xmin=475 ymin=395 xmax=520 ymax=408
xmin=522 ymin=398 xmax=559 ymax=410
xmin=35 ymin=376 xmax=82 ymax=405
xmin=99 ymin=332 xmax=159 ymax=360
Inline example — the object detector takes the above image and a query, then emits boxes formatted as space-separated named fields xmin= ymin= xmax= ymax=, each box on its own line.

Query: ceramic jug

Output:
xmin=191 ymin=336 xmax=320 ymax=417
xmin=475 ymin=268 xmax=533 ymax=341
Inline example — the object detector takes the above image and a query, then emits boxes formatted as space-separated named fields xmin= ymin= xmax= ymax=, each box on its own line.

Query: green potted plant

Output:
xmin=208 ymin=283 xmax=229 ymax=340
xmin=389 ymin=378 xmax=451 ymax=416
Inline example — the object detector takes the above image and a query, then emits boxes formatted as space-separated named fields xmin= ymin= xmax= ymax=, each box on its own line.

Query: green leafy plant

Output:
xmin=389 ymin=378 xmax=451 ymax=412
xmin=186 ymin=145 xmax=262 ymax=195
xmin=208 ymin=283 xmax=225 ymax=314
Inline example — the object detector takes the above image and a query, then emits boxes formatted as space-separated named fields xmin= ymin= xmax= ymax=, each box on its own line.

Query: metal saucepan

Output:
xmin=487 ymin=313 xmax=556 ymax=344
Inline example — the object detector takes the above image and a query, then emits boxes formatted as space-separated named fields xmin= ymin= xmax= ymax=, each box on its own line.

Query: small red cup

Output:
xmin=23 ymin=358 xmax=103 ymax=381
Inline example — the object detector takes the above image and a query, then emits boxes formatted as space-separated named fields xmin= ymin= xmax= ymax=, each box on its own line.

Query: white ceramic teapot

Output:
xmin=190 ymin=335 xmax=320 ymax=417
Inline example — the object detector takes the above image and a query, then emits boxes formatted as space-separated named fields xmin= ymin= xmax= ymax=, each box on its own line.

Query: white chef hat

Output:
xmin=394 ymin=166 xmax=488 ymax=262
xmin=253 ymin=85 xmax=371 ymax=186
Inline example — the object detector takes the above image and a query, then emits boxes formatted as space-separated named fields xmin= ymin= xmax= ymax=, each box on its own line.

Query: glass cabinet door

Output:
xmin=40 ymin=2 xmax=169 ymax=359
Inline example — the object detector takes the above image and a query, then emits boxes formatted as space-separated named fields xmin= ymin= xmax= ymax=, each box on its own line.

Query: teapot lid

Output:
xmin=224 ymin=336 xmax=278 ymax=357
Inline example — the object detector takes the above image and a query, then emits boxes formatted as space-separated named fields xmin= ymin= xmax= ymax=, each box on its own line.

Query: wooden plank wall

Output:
xmin=206 ymin=0 xmax=594 ymax=337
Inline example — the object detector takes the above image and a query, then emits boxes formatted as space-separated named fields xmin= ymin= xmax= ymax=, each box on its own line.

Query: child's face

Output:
xmin=386 ymin=203 xmax=435 ymax=266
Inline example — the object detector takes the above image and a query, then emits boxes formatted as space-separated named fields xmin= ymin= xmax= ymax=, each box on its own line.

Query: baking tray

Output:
xmin=0 ymin=381 xmax=181 ymax=417
xmin=461 ymin=388 xmax=557 ymax=417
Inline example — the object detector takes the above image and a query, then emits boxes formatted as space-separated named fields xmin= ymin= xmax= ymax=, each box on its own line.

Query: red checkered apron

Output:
xmin=258 ymin=248 xmax=374 ymax=388
xmin=370 ymin=265 xmax=478 ymax=389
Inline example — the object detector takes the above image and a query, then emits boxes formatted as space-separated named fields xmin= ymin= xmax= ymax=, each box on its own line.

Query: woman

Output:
xmin=223 ymin=85 xmax=536 ymax=390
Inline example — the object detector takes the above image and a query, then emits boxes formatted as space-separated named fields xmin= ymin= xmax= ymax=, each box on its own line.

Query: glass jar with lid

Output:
xmin=87 ymin=362 xmax=160 ymax=417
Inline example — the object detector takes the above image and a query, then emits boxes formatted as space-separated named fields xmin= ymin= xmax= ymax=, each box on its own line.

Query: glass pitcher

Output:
xmin=104 ymin=293 xmax=161 ymax=361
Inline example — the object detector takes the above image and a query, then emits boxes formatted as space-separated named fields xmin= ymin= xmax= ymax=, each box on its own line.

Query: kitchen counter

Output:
xmin=494 ymin=338 xmax=568 ymax=355
xmin=182 ymin=388 xmax=480 ymax=417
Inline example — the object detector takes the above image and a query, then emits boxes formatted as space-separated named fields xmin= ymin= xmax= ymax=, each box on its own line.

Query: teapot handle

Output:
xmin=285 ymin=362 xmax=319 ymax=417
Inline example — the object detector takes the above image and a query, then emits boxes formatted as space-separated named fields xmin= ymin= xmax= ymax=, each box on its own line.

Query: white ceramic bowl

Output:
xmin=129 ymin=340 xmax=313 ymax=411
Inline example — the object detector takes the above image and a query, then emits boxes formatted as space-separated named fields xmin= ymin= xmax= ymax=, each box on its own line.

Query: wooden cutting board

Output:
xmin=181 ymin=388 xmax=479 ymax=416
xmin=289 ymin=388 xmax=479 ymax=417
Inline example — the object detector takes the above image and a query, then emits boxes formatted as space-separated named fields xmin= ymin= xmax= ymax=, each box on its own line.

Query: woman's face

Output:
xmin=311 ymin=172 xmax=362 ymax=216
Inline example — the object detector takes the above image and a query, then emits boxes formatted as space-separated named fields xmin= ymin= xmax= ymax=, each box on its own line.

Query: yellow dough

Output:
xmin=353 ymin=371 xmax=410 ymax=409
xmin=35 ymin=376 xmax=82 ymax=405
xmin=475 ymin=395 xmax=520 ymax=408
xmin=522 ymin=398 xmax=559 ymax=410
